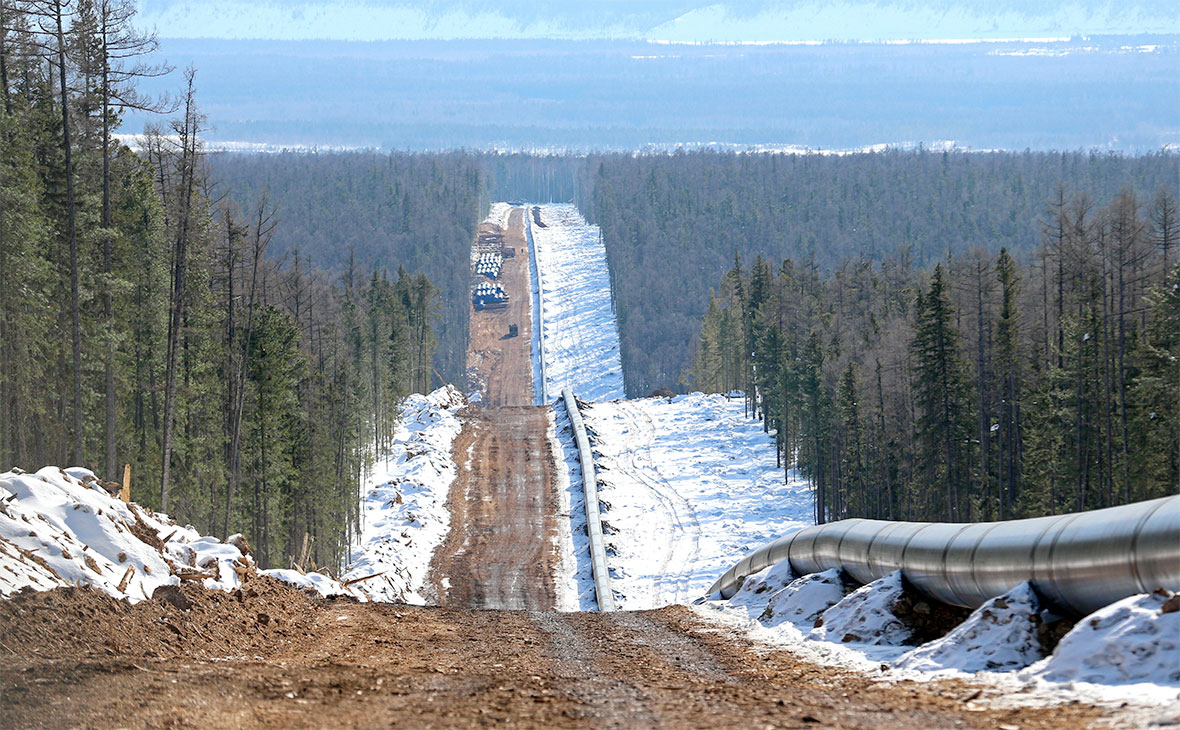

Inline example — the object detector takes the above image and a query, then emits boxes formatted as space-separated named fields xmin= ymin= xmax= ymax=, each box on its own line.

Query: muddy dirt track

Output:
xmin=0 ymin=580 xmax=1113 ymax=730
xmin=466 ymin=207 xmax=533 ymax=408
xmin=428 ymin=406 xmax=561 ymax=611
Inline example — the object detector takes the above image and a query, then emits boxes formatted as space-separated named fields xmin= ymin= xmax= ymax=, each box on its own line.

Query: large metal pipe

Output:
xmin=705 ymin=496 xmax=1180 ymax=616
xmin=563 ymin=388 xmax=615 ymax=612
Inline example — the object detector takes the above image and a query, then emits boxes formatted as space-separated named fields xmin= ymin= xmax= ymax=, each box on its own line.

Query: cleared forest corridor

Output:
xmin=0 ymin=204 xmax=1121 ymax=730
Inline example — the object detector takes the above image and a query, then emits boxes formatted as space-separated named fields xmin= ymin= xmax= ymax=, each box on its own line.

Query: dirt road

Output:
xmin=428 ymin=406 xmax=562 ymax=610
xmin=429 ymin=203 xmax=563 ymax=611
xmin=467 ymin=207 xmax=534 ymax=408
xmin=0 ymin=580 xmax=1113 ymax=730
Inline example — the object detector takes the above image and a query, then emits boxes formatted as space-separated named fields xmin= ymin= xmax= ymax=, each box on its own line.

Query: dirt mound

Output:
xmin=0 ymin=573 xmax=330 ymax=663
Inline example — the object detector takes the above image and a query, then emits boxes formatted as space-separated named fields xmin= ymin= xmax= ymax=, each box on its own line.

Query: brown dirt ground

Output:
xmin=0 ymin=581 xmax=1115 ymax=730
xmin=466 ymin=207 xmax=534 ymax=408
xmin=427 ymin=406 xmax=562 ymax=611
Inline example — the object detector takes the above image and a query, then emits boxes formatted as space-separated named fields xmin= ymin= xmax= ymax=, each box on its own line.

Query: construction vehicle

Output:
xmin=508 ymin=324 xmax=519 ymax=338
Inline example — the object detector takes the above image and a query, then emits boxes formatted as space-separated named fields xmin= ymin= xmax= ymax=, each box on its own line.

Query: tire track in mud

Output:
xmin=428 ymin=406 xmax=562 ymax=611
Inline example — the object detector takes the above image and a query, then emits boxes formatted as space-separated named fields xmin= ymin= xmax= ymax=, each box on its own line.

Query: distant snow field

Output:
xmin=529 ymin=203 xmax=626 ymax=403
xmin=581 ymin=393 xmax=811 ymax=609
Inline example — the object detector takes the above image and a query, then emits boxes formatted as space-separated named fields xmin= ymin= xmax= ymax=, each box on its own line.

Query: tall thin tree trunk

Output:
xmin=161 ymin=71 xmax=199 ymax=511
xmin=52 ymin=1 xmax=84 ymax=466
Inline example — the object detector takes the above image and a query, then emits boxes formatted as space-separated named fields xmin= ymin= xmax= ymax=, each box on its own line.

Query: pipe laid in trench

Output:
xmin=706 ymin=495 xmax=1179 ymax=616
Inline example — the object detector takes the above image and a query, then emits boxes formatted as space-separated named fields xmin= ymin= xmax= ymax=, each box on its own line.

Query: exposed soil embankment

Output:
xmin=0 ymin=581 xmax=1112 ymax=730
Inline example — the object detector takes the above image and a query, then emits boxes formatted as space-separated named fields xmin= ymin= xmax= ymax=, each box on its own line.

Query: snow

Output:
xmin=1023 ymin=591 xmax=1180 ymax=686
xmin=727 ymin=559 xmax=799 ymax=618
xmin=895 ymin=582 xmax=1046 ymax=673
xmin=483 ymin=202 xmax=513 ymax=233
xmin=529 ymin=203 xmax=625 ymax=403
xmin=579 ymin=393 xmax=811 ymax=609
xmin=341 ymin=385 xmax=466 ymax=604
xmin=0 ymin=384 xmax=469 ymax=607
xmin=0 ymin=466 xmax=355 ymax=602
xmin=809 ymin=570 xmax=913 ymax=646
xmin=550 ymin=402 xmax=596 ymax=611
xmin=697 ymin=563 xmax=1180 ymax=720
xmin=762 ymin=569 xmax=847 ymax=629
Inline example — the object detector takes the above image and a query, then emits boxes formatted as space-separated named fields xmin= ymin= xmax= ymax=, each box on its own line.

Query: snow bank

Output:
xmin=896 ymin=582 xmax=1047 ymax=672
xmin=0 ymin=466 xmax=355 ymax=602
xmin=1023 ymin=590 xmax=1180 ymax=686
xmin=341 ymin=385 xmax=466 ymax=604
xmin=763 ymin=569 xmax=847 ymax=628
xmin=550 ymin=401 xmax=596 ymax=611
xmin=530 ymin=203 xmax=625 ymax=403
xmin=483 ymin=202 xmax=513 ymax=232
xmin=728 ymin=559 xmax=798 ymax=617
xmin=700 ymin=562 xmax=1180 ymax=719
xmin=810 ymin=570 xmax=913 ymax=646
xmin=581 ymin=393 xmax=811 ymax=609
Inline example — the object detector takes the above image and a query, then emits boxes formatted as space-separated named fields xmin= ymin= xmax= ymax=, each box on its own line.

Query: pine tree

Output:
xmin=994 ymin=248 xmax=1022 ymax=517
xmin=912 ymin=264 xmax=972 ymax=521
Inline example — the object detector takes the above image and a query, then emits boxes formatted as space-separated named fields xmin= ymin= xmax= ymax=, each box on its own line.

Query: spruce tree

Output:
xmin=911 ymin=264 xmax=972 ymax=521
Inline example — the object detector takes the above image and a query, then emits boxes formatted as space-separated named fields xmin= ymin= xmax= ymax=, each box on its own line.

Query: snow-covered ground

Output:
xmin=700 ymin=566 xmax=1180 ymax=724
xmin=529 ymin=203 xmax=625 ymax=403
xmin=550 ymin=402 xmax=596 ymax=611
xmin=0 ymin=386 xmax=467 ymax=606
xmin=579 ymin=393 xmax=811 ymax=609
xmin=0 ymin=466 xmax=357 ymax=602
xmin=483 ymin=201 xmax=513 ymax=232
xmin=341 ymin=385 xmax=466 ymax=603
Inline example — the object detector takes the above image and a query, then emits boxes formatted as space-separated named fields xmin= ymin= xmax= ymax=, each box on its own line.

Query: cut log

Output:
xmin=117 ymin=565 xmax=136 ymax=593
xmin=342 ymin=572 xmax=385 ymax=587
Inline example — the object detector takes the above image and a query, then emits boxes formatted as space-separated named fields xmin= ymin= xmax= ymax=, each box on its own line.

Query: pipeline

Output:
xmin=706 ymin=495 xmax=1180 ymax=616
xmin=525 ymin=205 xmax=548 ymax=404
xmin=562 ymin=388 xmax=616 ymax=612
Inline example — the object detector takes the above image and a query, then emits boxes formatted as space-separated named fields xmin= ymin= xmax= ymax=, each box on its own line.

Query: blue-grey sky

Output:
xmin=137 ymin=1 xmax=1179 ymax=41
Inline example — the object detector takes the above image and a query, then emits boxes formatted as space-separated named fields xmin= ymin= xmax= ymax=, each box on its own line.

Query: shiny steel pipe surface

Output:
xmin=562 ymin=389 xmax=615 ymax=612
xmin=705 ymin=496 xmax=1180 ymax=616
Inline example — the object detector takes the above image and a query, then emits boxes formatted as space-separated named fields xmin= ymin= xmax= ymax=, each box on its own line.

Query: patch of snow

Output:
xmin=895 ymin=582 xmax=1046 ymax=673
xmin=0 ymin=466 xmax=356 ymax=602
xmin=581 ymin=393 xmax=811 ymax=609
xmin=809 ymin=570 xmax=912 ymax=646
xmin=550 ymin=402 xmax=596 ymax=611
xmin=728 ymin=559 xmax=799 ymax=618
xmin=762 ymin=569 xmax=848 ymax=629
xmin=260 ymin=568 xmax=354 ymax=598
xmin=483 ymin=202 xmax=513 ymax=233
xmin=530 ymin=203 xmax=625 ymax=403
xmin=1023 ymin=591 xmax=1180 ymax=686
xmin=341 ymin=385 xmax=466 ymax=604
xmin=698 ymin=573 xmax=1180 ymax=721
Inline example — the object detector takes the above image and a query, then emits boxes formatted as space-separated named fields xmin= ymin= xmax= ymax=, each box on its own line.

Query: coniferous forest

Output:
xmin=573 ymin=151 xmax=1178 ymax=397
xmin=0 ymin=1 xmax=439 ymax=570
xmin=2 ymin=1 xmax=1177 ymax=569
xmin=689 ymin=187 xmax=1178 ymax=523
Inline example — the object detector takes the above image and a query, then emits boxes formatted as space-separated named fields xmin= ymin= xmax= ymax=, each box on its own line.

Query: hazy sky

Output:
xmin=137 ymin=1 xmax=1179 ymax=41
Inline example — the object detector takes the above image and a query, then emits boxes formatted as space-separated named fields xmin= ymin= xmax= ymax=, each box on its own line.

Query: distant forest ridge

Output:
xmin=210 ymin=149 xmax=1178 ymax=397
